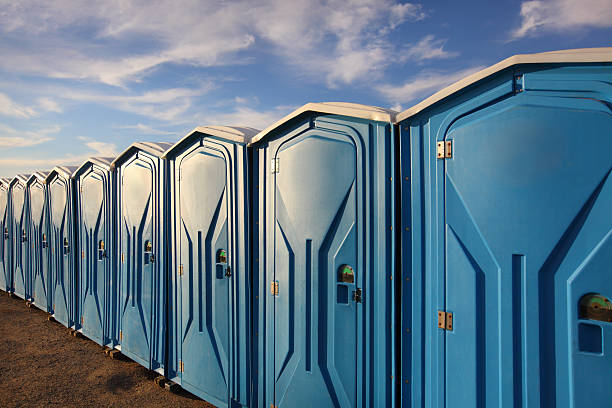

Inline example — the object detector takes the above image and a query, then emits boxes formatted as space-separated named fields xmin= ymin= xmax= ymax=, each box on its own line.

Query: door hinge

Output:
xmin=179 ymin=360 xmax=184 ymax=373
xmin=437 ymin=310 xmax=453 ymax=331
xmin=436 ymin=140 xmax=453 ymax=159
xmin=178 ymin=265 xmax=183 ymax=276
xmin=119 ymin=330 xmax=123 ymax=340
xmin=79 ymin=184 xmax=83 ymax=193
xmin=352 ymin=288 xmax=363 ymax=303
xmin=81 ymin=316 xmax=84 ymax=325
xmin=121 ymin=253 xmax=125 ymax=263
xmin=270 ymin=280 xmax=279 ymax=296
xmin=271 ymin=157 xmax=280 ymax=174
xmin=81 ymin=251 xmax=85 ymax=259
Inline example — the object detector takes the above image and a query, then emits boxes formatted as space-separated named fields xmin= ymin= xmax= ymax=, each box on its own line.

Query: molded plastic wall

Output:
xmin=251 ymin=113 xmax=396 ymax=408
xmin=398 ymin=63 xmax=612 ymax=408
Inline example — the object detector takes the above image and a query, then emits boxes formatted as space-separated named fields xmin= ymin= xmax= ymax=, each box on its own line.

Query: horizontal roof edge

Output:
xmin=162 ymin=126 xmax=260 ymax=158
xmin=395 ymin=47 xmax=612 ymax=123
xmin=251 ymin=102 xmax=397 ymax=144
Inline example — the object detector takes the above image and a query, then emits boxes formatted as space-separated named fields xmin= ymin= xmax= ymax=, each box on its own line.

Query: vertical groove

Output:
xmin=512 ymin=255 xmax=524 ymax=408
xmin=131 ymin=226 xmax=135 ymax=307
xmin=198 ymin=231 xmax=203 ymax=332
xmin=305 ymin=239 xmax=312 ymax=372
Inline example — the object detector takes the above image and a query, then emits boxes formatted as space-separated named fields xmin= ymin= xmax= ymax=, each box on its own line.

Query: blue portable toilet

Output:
xmin=10 ymin=174 xmax=30 ymax=300
xmin=162 ymin=126 xmax=258 ymax=407
xmin=73 ymin=157 xmax=116 ymax=347
xmin=0 ymin=178 xmax=11 ymax=293
xmin=111 ymin=141 xmax=172 ymax=373
xmin=250 ymin=103 xmax=397 ymax=408
xmin=396 ymin=48 xmax=612 ymax=408
xmin=46 ymin=166 xmax=79 ymax=328
xmin=26 ymin=171 xmax=51 ymax=311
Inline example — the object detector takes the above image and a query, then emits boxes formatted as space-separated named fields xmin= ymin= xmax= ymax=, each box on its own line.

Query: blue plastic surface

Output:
xmin=27 ymin=173 xmax=51 ymax=311
xmin=73 ymin=158 xmax=115 ymax=346
xmin=10 ymin=176 xmax=29 ymax=300
xmin=164 ymin=127 xmax=255 ymax=408
xmin=0 ymin=179 xmax=11 ymax=292
xmin=251 ymin=112 xmax=396 ymax=408
xmin=398 ymin=63 xmax=612 ymax=408
xmin=113 ymin=142 xmax=171 ymax=374
xmin=46 ymin=168 xmax=78 ymax=328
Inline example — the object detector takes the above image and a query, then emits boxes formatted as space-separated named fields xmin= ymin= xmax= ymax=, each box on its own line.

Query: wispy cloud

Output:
xmin=379 ymin=66 xmax=485 ymax=109
xmin=0 ymin=123 xmax=60 ymax=147
xmin=118 ymin=123 xmax=177 ymax=135
xmin=0 ymin=1 xmax=431 ymax=88
xmin=200 ymin=105 xmax=295 ymax=130
xmin=252 ymin=0 xmax=427 ymax=87
xmin=0 ymin=92 xmax=37 ymax=118
xmin=402 ymin=35 xmax=459 ymax=62
xmin=511 ymin=0 xmax=612 ymax=39
xmin=37 ymin=97 xmax=63 ymax=113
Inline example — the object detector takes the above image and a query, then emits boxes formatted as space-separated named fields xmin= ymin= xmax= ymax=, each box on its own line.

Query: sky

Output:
xmin=0 ymin=0 xmax=611 ymax=177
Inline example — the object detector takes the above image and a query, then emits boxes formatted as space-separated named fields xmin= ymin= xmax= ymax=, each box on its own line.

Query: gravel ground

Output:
xmin=0 ymin=290 xmax=215 ymax=408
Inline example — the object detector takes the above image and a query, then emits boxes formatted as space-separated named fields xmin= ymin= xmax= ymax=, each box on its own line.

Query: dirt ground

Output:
xmin=0 ymin=291 xmax=215 ymax=408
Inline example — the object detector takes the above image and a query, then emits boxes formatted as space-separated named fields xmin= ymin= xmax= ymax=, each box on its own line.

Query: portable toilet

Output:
xmin=162 ymin=126 xmax=258 ymax=407
xmin=73 ymin=157 xmax=116 ymax=347
xmin=46 ymin=166 xmax=79 ymax=328
xmin=250 ymin=103 xmax=397 ymax=408
xmin=26 ymin=171 xmax=51 ymax=311
xmin=10 ymin=174 xmax=30 ymax=300
xmin=111 ymin=141 xmax=172 ymax=373
xmin=0 ymin=178 xmax=11 ymax=293
xmin=395 ymin=48 xmax=612 ymax=407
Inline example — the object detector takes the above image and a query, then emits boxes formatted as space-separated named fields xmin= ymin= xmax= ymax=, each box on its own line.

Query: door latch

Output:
xmin=352 ymin=288 xmax=362 ymax=303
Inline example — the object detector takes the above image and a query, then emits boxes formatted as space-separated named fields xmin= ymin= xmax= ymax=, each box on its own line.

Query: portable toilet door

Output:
xmin=0 ymin=178 xmax=11 ymax=292
xmin=27 ymin=172 xmax=51 ymax=312
xmin=250 ymin=103 xmax=397 ymax=408
xmin=46 ymin=166 xmax=79 ymax=328
xmin=396 ymin=48 xmax=612 ymax=408
xmin=10 ymin=174 xmax=30 ymax=300
xmin=163 ymin=126 xmax=258 ymax=407
xmin=112 ymin=141 xmax=172 ymax=373
xmin=73 ymin=157 xmax=115 ymax=347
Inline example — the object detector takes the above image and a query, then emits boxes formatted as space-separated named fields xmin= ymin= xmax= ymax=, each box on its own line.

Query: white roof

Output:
xmin=111 ymin=141 xmax=174 ymax=170
xmin=45 ymin=166 xmax=79 ymax=183
xmin=395 ymin=47 xmax=612 ymax=123
xmin=163 ymin=126 xmax=259 ymax=158
xmin=28 ymin=172 xmax=49 ymax=184
xmin=11 ymin=174 xmax=30 ymax=186
xmin=73 ymin=157 xmax=115 ymax=178
xmin=251 ymin=102 xmax=397 ymax=144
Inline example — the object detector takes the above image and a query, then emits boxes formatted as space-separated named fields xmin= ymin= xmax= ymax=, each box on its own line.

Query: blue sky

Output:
xmin=0 ymin=0 xmax=610 ymax=177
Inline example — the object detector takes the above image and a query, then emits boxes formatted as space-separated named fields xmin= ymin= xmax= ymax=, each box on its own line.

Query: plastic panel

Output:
xmin=399 ymin=63 xmax=612 ymax=408
xmin=253 ymin=114 xmax=395 ymax=408
xmin=166 ymin=136 xmax=251 ymax=408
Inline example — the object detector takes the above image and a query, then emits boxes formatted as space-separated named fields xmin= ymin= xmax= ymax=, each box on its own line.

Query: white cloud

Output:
xmin=37 ymin=97 xmax=63 ymax=113
xmin=84 ymin=141 xmax=118 ymax=156
xmin=252 ymin=0 xmax=428 ymax=87
xmin=0 ymin=0 xmax=430 ymax=88
xmin=118 ymin=123 xmax=177 ymax=135
xmin=379 ymin=66 xmax=485 ymax=106
xmin=402 ymin=35 xmax=459 ymax=62
xmin=0 ymin=123 xmax=60 ymax=147
xmin=57 ymin=85 xmax=214 ymax=122
xmin=0 ymin=92 xmax=37 ymax=118
xmin=511 ymin=0 xmax=612 ymax=39
xmin=202 ymin=105 xmax=295 ymax=130
xmin=0 ymin=137 xmax=118 ymax=176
